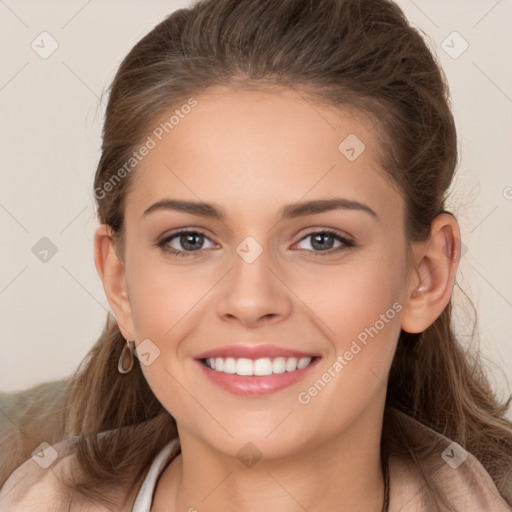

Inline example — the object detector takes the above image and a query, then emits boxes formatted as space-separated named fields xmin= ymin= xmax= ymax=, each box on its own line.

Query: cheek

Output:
xmin=126 ymin=248 xmax=207 ymax=338
xmin=296 ymin=244 xmax=405 ymax=386
xmin=128 ymin=273 xmax=177 ymax=339
xmin=298 ymin=249 xmax=404 ymax=340
xmin=339 ymin=263 xmax=403 ymax=343
xmin=291 ymin=264 xmax=403 ymax=441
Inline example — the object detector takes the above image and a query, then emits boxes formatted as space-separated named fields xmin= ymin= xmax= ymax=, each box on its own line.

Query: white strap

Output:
xmin=132 ymin=438 xmax=180 ymax=511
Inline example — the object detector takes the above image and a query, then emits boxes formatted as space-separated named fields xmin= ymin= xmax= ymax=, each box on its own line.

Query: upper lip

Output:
xmin=195 ymin=344 xmax=320 ymax=360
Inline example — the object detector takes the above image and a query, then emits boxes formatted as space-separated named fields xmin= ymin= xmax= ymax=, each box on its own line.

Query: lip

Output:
xmin=194 ymin=344 xmax=321 ymax=397
xmin=195 ymin=344 xmax=319 ymax=360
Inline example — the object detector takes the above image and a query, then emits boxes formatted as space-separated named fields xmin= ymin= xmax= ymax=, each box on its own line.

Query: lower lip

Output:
xmin=196 ymin=358 xmax=320 ymax=396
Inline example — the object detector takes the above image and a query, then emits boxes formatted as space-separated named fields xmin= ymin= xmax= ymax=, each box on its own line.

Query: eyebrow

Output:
xmin=142 ymin=197 xmax=378 ymax=221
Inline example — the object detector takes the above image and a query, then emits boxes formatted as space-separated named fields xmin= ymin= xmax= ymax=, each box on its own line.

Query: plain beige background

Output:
xmin=1 ymin=0 xmax=511 ymax=419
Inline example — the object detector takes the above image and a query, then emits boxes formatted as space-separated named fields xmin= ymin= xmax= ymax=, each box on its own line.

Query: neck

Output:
xmin=157 ymin=405 xmax=386 ymax=512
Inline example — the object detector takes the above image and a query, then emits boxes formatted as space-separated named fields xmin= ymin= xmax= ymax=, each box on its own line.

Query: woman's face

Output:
xmin=114 ymin=86 xmax=413 ymax=458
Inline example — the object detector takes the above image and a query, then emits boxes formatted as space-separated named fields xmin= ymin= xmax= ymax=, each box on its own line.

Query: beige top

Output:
xmin=1 ymin=411 xmax=511 ymax=511
xmin=130 ymin=409 xmax=512 ymax=511
xmin=128 ymin=436 xmax=511 ymax=512
xmin=384 ymin=408 xmax=512 ymax=511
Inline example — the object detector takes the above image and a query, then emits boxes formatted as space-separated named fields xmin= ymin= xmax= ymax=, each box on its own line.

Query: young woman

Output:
xmin=1 ymin=0 xmax=511 ymax=510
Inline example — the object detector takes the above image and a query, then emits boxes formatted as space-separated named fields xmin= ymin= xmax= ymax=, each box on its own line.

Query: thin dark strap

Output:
xmin=381 ymin=452 xmax=390 ymax=512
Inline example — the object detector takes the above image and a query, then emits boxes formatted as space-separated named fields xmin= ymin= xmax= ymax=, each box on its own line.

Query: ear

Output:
xmin=401 ymin=213 xmax=461 ymax=334
xmin=94 ymin=224 xmax=135 ymax=340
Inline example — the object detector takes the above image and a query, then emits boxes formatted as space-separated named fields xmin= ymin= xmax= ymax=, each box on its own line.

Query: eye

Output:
xmin=293 ymin=230 xmax=354 ymax=255
xmin=156 ymin=228 xmax=354 ymax=259
xmin=156 ymin=229 xmax=216 ymax=258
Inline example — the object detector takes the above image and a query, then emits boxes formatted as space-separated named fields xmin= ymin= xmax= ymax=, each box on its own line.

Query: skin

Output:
xmin=94 ymin=86 xmax=461 ymax=511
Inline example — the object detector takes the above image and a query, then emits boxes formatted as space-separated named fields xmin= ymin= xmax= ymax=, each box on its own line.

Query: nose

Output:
xmin=215 ymin=244 xmax=293 ymax=329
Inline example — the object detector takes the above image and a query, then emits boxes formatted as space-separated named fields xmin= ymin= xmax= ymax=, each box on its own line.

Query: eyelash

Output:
xmin=155 ymin=228 xmax=355 ymax=259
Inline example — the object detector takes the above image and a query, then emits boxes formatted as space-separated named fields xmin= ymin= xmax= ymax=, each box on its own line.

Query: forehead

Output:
xmin=125 ymin=86 xmax=400 ymax=223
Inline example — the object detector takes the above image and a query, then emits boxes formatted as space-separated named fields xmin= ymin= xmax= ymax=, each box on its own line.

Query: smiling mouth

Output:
xmin=202 ymin=356 xmax=317 ymax=376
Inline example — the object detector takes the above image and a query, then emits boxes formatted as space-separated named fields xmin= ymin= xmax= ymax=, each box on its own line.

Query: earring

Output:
xmin=118 ymin=340 xmax=135 ymax=374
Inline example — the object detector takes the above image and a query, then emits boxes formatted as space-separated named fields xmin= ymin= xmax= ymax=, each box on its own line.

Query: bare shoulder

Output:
xmin=0 ymin=437 xmax=128 ymax=512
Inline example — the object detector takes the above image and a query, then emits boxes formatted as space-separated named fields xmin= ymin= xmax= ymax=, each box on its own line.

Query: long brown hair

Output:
xmin=2 ymin=0 xmax=511 ymax=509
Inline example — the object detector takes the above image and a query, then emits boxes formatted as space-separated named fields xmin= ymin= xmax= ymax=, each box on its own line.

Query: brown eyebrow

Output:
xmin=142 ymin=198 xmax=378 ymax=221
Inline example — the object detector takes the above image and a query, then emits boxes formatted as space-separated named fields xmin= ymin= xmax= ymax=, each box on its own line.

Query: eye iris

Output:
xmin=311 ymin=233 xmax=334 ymax=251
xmin=181 ymin=233 xmax=203 ymax=251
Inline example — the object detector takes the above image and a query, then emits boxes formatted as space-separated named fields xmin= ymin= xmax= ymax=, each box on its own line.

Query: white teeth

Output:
xmin=254 ymin=358 xmax=273 ymax=376
xmin=224 ymin=357 xmax=236 ymax=374
xmin=272 ymin=357 xmax=286 ymax=374
xmin=204 ymin=356 xmax=313 ymax=375
xmin=297 ymin=357 xmax=311 ymax=369
xmin=236 ymin=358 xmax=254 ymax=376
xmin=285 ymin=357 xmax=298 ymax=372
